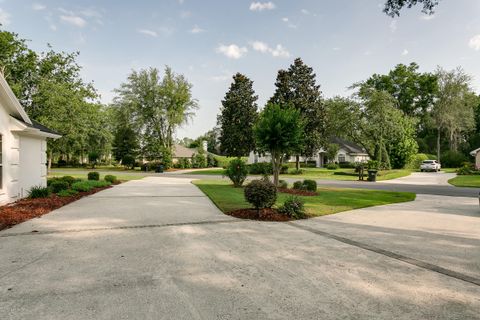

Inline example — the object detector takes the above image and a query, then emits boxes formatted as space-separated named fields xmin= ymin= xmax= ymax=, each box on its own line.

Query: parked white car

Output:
xmin=420 ymin=160 xmax=441 ymax=172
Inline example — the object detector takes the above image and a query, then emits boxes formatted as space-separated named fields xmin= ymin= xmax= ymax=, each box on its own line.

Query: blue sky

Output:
xmin=0 ymin=0 xmax=479 ymax=139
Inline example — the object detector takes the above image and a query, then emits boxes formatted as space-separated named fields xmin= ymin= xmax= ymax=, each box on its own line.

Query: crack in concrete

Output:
xmin=286 ymin=222 xmax=480 ymax=287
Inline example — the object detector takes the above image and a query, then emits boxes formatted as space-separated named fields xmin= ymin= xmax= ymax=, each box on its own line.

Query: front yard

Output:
xmin=193 ymin=180 xmax=415 ymax=217
xmin=448 ymin=175 xmax=480 ymax=188
xmin=187 ymin=167 xmax=412 ymax=181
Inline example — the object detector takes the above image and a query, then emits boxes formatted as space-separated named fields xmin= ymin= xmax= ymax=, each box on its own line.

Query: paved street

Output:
xmin=1 ymin=177 xmax=479 ymax=319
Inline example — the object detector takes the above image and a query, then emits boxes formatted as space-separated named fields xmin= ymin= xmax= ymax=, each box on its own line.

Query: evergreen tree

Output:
xmin=269 ymin=58 xmax=326 ymax=170
xmin=218 ymin=73 xmax=258 ymax=157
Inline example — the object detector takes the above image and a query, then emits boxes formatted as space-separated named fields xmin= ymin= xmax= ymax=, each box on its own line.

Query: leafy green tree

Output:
xmin=326 ymin=144 xmax=340 ymax=163
xmin=254 ymin=104 xmax=304 ymax=186
xmin=113 ymin=126 xmax=139 ymax=168
xmin=383 ymin=0 xmax=439 ymax=17
xmin=432 ymin=67 xmax=476 ymax=161
xmin=218 ymin=73 xmax=258 ymax=157
xmin=113 ymin=67 xmax=198 ymax=160
xmin=269 ymin=58 xmax=326 ymax=170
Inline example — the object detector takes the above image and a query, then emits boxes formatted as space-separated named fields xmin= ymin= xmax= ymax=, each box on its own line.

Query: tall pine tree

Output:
xmin=269 ymin=58 xmax=326 ymax=170
xmin=218 ymin=73 xmax=258 ymax=157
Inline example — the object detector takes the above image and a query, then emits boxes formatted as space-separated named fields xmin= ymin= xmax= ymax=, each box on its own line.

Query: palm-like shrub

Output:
xmin=225 ymin=158 xmax=248 ymax=187
xmin=28 ymin=186 xmax=50 ymax=198
xmin=279 ymin=196 xmax=306 ymax=219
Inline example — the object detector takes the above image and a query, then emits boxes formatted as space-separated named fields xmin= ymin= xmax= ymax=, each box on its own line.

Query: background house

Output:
xmin=172 ymin=141 xmax=208 ymax=164
xmin=248 ymin=137 xmax=369 ymax=168
xmin=0 ymin=74 xmax=60 ymax=204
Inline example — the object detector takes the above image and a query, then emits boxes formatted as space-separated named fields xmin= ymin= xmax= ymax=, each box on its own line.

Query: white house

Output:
xmin=0 ymin=73 xmax=61 ymax=205
xmin=470 ymin=147 xmax=480 ymax=170
xmin=248 ymin=137 xmax=370 ymax=168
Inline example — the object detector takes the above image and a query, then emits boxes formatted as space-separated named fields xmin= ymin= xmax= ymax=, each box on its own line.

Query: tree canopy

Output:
xmin=383 ymin=0 xmax=440 ymax=17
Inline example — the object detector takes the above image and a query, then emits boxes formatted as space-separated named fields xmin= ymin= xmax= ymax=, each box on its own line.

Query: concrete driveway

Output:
xmin=0 ymin=177 xmax=479 ymax=319
xmin=379 ymin=171 xmax=456 ymax=186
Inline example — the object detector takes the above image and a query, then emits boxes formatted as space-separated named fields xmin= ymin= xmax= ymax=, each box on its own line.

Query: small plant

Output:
xmin=302 ymin=179 xmax=317 ymax=192
xmin=57 ymin=189 xmax=79 ymax=197
xmin=244 ymin=179 xmax=277 ymax=215
xmin=225 ymin=158 xmax=249 ymax=187
xmin=60 ymin=176 xmax=77 ymax=186
xmin=104 ymin=175 xmax=117 ymax=183
xmin=280 ymin=165 xmax=289 ymax=174
xmin=326 ymin=163 xmax=339 ymax=170
xmin=367 ymin=160 xmax=380 ymax=170
xmin=279 ymin=196 xmax=306 ymax=219
xmin=278 ymin=180 xmax=288 ymax=189
xmin=28 ymin=186 xmax=51 ymax=198
xmin=72 ymin=180 xmax=110 ymax=192
xmin=50 ymin=180 xmax=69 ymax=193
xmin=290 ymin=169 xmax=304 ymax=175
xmin=292 ymin=181 xmax=304 ymax=190
xmin=248 ymin=162 xmax=273 ymax=175
xmin=88 ymin=172 xmax=100 ymax=181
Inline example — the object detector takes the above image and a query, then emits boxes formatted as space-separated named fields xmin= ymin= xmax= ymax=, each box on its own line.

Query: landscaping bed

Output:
xmin=0 ymin=185 xmax=111 ymax=230
xmin=227 ymin=208 xmax=291 ymax=221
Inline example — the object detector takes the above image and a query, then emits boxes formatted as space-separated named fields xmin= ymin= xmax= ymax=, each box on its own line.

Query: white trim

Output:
xmin=0 ymin=73 xmax=31 ymax=124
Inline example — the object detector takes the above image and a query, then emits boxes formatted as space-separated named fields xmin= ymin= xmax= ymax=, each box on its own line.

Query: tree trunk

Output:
xmin=47 ymin=151 xmax=52 ymax=171
xmin=271 ymin=151 xmax=281 ymax=187
xmin=295 ymin=155 xmax=300 ymax=171
xmin=437 ymin=128 xmax=441 ymax=163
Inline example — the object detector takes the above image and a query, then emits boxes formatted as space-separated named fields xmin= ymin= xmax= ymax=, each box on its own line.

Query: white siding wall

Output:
xmin=0 ymin=104 xmax=20 ymax=204
xmin=19 ymin=135 xmax=47 ymax=198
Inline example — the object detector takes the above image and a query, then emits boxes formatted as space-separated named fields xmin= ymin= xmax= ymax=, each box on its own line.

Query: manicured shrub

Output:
xmin=248 ymin=162 xmax=273 ymax=175
xmin=47 ymin=178 xmax=59 ymax=186
xmin=57 ymin=189 xmax=79 ymax=197
xmin=244 ymin=179 xmax=277 ymax=212
xmin=207 ymin=154 xmax=218 ymax=167
xmin=302 ymin=179 xmax=317 ymax=192
xmin=440 ymin=151 xmax=467 ymax=168
xmin=406 ymin=153 xmax=429 ymax=170
xmin=326 ymin=163 xmax=339 ymax=170
xmin=225 ymin=158 xmax=249 ymax=187
xmin=280 ymin=165 xmax=289 ymax=174
xmin=104 ymin=175 xmax=117 ymax=183
xmin=278 ymin=180 xmax=288 ymax=189
xmin=88 ymin=171 xmax=100 ymax=181
xmin=60 ymin=176 xmax=77 ymax=186
xmin=279 ymin=196 xmax=306 ymax=219
xmin=50 ymin=180 xmax=69 ymax=193
xmin=290 ymin=169 xmax=304 ymax=175
xmin=28 ymin=186 xmax=50 ymax=198
xmin=72 ymin=180 xmax=110 ymax=192
xmin=338 ymin=162 xmax=356 ymax=169
xmin=292 ymin=181 xmax=304 ymax=190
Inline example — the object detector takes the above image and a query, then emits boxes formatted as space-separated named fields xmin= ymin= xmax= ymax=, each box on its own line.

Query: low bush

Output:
xmin=104 ymin=175 xmax=117 ymax=183
xmin=338 ymin=162 xmax=356 ymax=169
xmin=248 ymin=162 xmax=273 ymax=175
xmin=302 ymin=179 xmax=317 ymax=192
xmin=60 ymin=176 xmax=77 ymax=186
xmin=441 ymin=151 xmax=467 ymax=168
xmin=406 ymin=153 xmax=430 ymax=170
xmin=72 ymin=180 xmax=110 ymax=192
xmin=456 ymin=163 xmax=480 ymax=175
xmin=244 ymin=179 xmax=277 ymax=212
xmin=88 ymin=172 xmax=100 ymax=181
xmin=57 ymin=189 xmax=79 ymax=197
xmin=280 ymin=165 xmax=289 ymax=174
xmin=50 ymin=180 xmax=69 ymax=193
xmin=28 ymin=186 xmax=50 ymax=198
xmin=278 ymin=180 xmax=288 ymax=189
xmin=225 ymin=158 xmax=248 ymax=187
xmin=292 ymin=181 xmax=304 ymax=190
xmin=279 ymin=196 xmax=306 ymax=219
xmin=326 ymin=163 xmax=338 ymax=170
xmin=289 ymin=169 xmax=304 ymax=175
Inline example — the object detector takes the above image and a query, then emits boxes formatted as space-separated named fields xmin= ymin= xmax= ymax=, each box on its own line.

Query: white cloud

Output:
xmin=138 ymin=29 xmax=158 ymax=37
xmin=216 ymin=44 xmax=248 ymax=59
xmin=281 ymin=17 xmax=297 ymax=28
xmin=401 ymin=49 xmax=409 ymax=56
xmin=249 ymin=2 xmax=275 ymax=11
xmin=32 ymin=3 xmax=46 ymax=11
xmin=389 ymin=20 xmax=397 ymax=32
xmin=251 ymin=41 xmax=290 ymax=58
xmin=0 ymin=8 xmax=11 ymax=26
xmin=301 ymin=9 xmax=309 ymax=15
xmin=420 ymin=14 xmax=435 ymax=21
xmin=60 ymin=14 xmax=87 ymax=27
xmin=190 ymin=25 xmax=205 ymax=34
xmin=468 ymin=35 xmax=480 ymax=51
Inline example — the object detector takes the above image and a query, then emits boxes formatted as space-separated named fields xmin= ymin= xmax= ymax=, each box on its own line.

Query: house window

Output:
xmin=0 ymin=135 xmax=2 ymax=189
xmin=338 ymin=154 xmax=346 ymax=163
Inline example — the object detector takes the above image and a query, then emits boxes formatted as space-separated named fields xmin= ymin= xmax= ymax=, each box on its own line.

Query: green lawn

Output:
xmin=187 ymin=167 xmax=411 ymax=181
xmin=193 ymin=180 xmax=415 ymax=217
xmin=48 ymin=170 xmax=146 ymax=182
xmin=448 ymin=175 xmax=480 ymax=188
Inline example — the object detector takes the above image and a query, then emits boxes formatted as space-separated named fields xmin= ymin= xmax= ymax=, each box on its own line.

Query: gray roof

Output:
xmin=173 ymin=144 xmax=197 ymax=158
xmin=12 ymin=116 xmax=61 ymax=137
xmin=330 ymin=137 xmax=367 ymax=154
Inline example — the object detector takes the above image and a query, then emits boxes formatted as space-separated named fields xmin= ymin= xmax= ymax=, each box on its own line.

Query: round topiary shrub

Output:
xmin=60 ymin=175 xmax=77 ymax=187
xmin=104 ymin=175 xmax=117 ymax=183
xmin=225 ymin=158 xmax=248 ymax=187
xmin=279 ymin=196 xmax=306 ymax=219
xmin=292 ymin=181 xmax=304 ymax=190
xmin=302 ymin=179 xmax=317 ymax=192
xmin=88 ymin=172 xmax=100 ymax=181
xmin=244 ymin=179 xmax=277 ymax=213
xmin=278 ymin=180 xmax=288 ymax=189
xmin=50 ymin=180 xmax=69 ymax=193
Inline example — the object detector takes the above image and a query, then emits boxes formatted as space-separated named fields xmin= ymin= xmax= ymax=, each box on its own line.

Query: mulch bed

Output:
xmin=0 ymin=186 xmax=112 ymax=231
xmin=277 ymin=188 xmax=318 ymax=196
xmin=226 ymin=208 xmax=291 ymax=221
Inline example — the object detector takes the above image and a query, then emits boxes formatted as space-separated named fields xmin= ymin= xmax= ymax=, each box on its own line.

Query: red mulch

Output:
xmin=277 ymin=188 xmax=318 ymax=196
xmin=0 ymin=186 xmax=111 ymax=231
xmin=226 ymin=208 xmax=291 ymax=221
